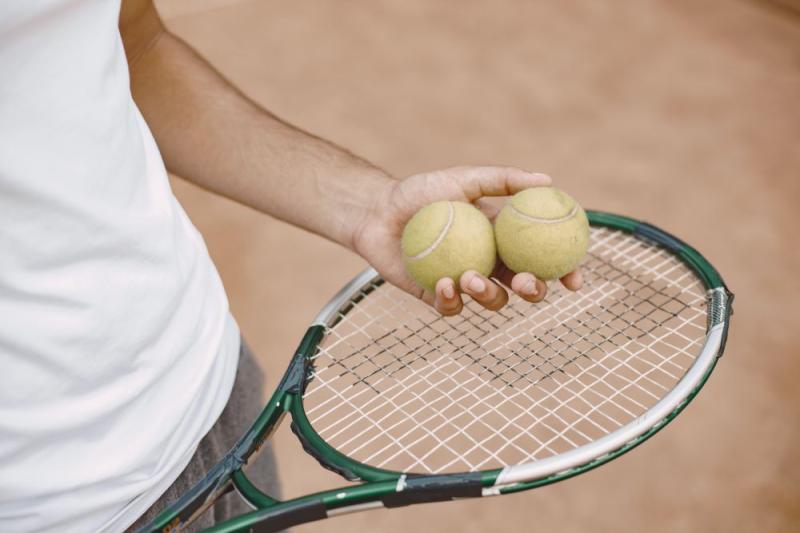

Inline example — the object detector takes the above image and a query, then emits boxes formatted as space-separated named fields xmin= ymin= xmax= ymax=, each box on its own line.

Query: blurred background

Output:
xmin=155 ymin=1 xmax=799 ymax=531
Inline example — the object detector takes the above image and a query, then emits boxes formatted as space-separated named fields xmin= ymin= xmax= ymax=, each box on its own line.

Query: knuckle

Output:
xmin=440 ymin=305 xmax=462 ymax=317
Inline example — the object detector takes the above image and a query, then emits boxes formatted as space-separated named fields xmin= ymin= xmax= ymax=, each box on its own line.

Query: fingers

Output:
xmin=434 ymin=278 xmax=463 ymax=316
xmin=510 ymin=272 xmax=548 ymax=303
xmin=445 ymin=166 xmax=552 ymax=202
xmin=427 ymin=267 xmax=581 ymax=316
xmin=473 ymin=198 xmax=501 ymax=222
xmin=428 ymin=268 xmax=567 ymax=316
xmin=425 ymin=265 xmax=580 ymax=317
xmin=494 ymin=261 xmax=548 ymax=303
xmin=559 ymin=269 xmax=583 ymax=291
xmin=432 ymin=272 xmax=512 ymax=316
xmin=460 ymin=271 xmax=509 ymax=312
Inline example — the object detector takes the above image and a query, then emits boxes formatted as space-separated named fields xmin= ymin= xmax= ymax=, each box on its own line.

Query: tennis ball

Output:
xmin=401 ymin=201 xmax=496 ymax=293
xmin=494 ymin=187 xmax=589 ymax=280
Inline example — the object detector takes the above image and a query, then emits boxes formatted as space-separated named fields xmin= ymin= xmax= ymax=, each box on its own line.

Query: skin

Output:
xmin=119 ymin=0 xmax=582 ymax=317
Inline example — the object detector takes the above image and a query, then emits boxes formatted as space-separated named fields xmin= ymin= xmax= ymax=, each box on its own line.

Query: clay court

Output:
xmin=157 ymin=1 xmax=799 ymax=531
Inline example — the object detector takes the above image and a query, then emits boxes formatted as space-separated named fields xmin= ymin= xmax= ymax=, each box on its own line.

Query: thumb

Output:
xmin=446 ymin=166 xmax=552 ymax=201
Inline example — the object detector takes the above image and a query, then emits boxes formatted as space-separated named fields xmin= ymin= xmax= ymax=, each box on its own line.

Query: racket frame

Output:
xmin=142 ymin=210 xmax=733 ymax=533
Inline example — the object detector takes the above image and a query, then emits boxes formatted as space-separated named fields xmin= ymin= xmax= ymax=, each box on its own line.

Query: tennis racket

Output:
xmin=139 ymin=210 xmax=733 ymax=533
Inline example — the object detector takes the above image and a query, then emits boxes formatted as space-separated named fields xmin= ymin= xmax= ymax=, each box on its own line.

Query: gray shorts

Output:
xmin=128 ymin=340 xmax=280 ymax=532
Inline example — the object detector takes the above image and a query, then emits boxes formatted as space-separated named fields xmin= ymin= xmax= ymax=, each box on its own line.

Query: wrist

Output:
xmin=324 ymin=163 xmax=395 ymax=253
xmin=346 ymin=167 xmax=396 ymax=253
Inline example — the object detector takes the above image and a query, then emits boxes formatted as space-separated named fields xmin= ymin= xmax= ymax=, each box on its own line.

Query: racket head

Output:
xmin=142 ymin=210 xmax=733 ymax=533
xmin=289 ymin=210 xmax=732 ymax=487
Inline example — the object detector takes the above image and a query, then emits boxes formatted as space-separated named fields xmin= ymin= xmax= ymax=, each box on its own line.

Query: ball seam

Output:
xmin=508 ymin=203 xmax=579 ymax=224
xmin=406 ymin=201 xmax=455 ymax=261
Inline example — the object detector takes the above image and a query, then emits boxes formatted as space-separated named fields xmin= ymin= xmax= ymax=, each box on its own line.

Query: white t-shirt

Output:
xmin=0 ymin=1 xmax=240 ymax=531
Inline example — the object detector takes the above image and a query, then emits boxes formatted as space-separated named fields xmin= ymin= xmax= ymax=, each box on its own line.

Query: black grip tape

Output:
xmin=247 ymin=499 xmax=327 ymax=533
xmin=381 ymin=473 xmax=484 ymax=508
xmin=276 ymin=351 xmax=309 ymax=395
xmin=290 ymin=421 xmax=361 ymax=481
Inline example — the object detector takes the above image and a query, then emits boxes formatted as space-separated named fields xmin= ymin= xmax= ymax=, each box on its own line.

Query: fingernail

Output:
xmin=522 ymin=279 xmax=538 ymax=295
xmin=443 ymin=283 xmax=455 ymax=299
xmin=468 ymin=276 xmax=486 ymax=294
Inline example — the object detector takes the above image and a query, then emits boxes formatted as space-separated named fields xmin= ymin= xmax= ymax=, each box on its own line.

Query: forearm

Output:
xmin=123 ymin=9 xmax=392 ymax=250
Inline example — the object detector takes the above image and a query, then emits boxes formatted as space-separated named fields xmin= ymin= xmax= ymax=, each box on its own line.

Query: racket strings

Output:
xmin=303 ymin=227 xmax=707 ymax=474
xmin=306 ymin=239 xmax=700 ymax=468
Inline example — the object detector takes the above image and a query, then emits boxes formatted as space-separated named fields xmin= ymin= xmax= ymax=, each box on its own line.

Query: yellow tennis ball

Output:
xmin=401 ymin=201 xmax=496 ymax=293
xmin=494 ymin=187 xmax=589 ymax=280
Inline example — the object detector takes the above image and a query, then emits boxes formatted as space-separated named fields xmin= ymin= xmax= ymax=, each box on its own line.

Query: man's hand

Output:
xmin=353 ymin=166 xmax=583 ymax=316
